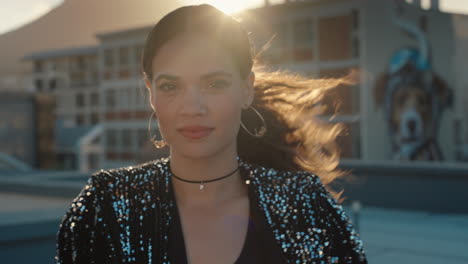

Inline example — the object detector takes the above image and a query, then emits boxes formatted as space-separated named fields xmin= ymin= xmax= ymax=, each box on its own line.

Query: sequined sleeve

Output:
xmin=55 ymin=172 xmax=109 ymax=263
xmin=305 ymin=174 xmax=368 ymax=264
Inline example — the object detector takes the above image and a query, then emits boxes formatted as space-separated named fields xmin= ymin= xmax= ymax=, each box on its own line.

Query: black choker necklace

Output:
xmin=169 ymin=163 xmax=241 ymax=191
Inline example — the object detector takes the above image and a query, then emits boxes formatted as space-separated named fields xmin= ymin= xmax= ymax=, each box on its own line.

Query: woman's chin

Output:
xmin=172 ymin=144 xmax=216 ymax=158
xmin=176 ymin=144 xmax=235 ymax=160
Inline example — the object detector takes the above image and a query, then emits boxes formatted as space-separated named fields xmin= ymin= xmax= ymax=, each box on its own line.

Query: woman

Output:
xmin=56 ymin=4 xmax=367 ymax=264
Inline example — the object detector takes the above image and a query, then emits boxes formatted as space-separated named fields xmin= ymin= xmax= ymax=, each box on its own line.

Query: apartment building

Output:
xmin=242 ymin=0 xmax=362 ymax=159
xmin=22 ymin=0 xmax=467 ymax=171
xmin=241 ymin=0 xmax=461 ymax=161
xmin=96 ymin=26 xmax=160 ymax=170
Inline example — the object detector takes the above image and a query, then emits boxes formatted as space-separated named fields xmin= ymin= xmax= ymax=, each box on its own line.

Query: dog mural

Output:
xmin=374 ymin=9 xmax=453 ymax=161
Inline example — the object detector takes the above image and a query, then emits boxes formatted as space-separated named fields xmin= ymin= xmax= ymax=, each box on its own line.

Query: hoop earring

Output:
xmin=241 ymin=105 xmax=267 ymax=138
xmin=148 ymin=111 xmax=167 ymax=148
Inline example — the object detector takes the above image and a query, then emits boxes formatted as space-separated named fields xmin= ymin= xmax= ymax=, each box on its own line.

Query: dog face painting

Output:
xmin=373 ymin=8 xmax=455 ymax=161
xmin=374 ymin=48 xmax=453 ymax=161
xmin=392 ymin=83 xmax=431 ymax=143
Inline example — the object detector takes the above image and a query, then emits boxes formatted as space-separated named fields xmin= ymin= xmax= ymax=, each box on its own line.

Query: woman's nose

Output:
xmin=180 ymin=86 xmax=207 ymax=116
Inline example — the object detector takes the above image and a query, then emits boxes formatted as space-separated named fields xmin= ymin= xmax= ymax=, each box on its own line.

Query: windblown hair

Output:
xmin=141 ymin=4 xmax=354 ymax=200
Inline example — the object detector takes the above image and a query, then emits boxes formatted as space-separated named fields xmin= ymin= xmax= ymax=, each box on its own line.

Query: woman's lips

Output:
xmin=178 ymin=128 xmax=213 ymax=139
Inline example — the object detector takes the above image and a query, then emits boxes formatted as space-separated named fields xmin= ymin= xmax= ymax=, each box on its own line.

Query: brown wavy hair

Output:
xmin=141 ymin=4 xmax=354 ymax=200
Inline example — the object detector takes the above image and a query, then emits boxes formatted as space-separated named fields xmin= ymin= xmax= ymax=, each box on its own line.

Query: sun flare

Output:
xmin=182 ymin=0 xmax=261 ymax=14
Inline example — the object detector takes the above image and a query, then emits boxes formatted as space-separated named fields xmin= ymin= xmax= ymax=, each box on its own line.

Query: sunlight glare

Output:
xmin=182 ymin=0 xmax=261 ymax=14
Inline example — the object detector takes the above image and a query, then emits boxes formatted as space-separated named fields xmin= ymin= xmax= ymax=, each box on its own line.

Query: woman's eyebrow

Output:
xmin=153 ymin=71 xmax=232 ymax=83
xmin=200 ymin=71 xmax=232 ymax=80
xmin=153 ymin=74 xmax=179 ymax=83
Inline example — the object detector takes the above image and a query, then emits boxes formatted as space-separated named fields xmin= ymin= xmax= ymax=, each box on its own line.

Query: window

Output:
xmin=90 ymin=92 xmax=99 ymax=106
xmin=90 ymin=112 xmax=99 ymax=125
xmin=352 ymin=38 xmax=360 ymax=58
xmin=104 ymin=49 xmax=114 ymax=67
xmin=76 ymin=93 xmax=85 ymax=108
xmin=35 ymin=79 xmax=43 ymax=91
xmin=77 ymin=56 xmax=86 ymax=70
xmin=34 ymin=60 xmax=43 ymax=73
xmin=125 ymin=87 xmax=133 ymax=109
xmin=137 ymin=129 xmax=148 ymax=147
xmin=121 ymin=128 xmax=133 ymax=148
xmin=70 ymin=72 xmax=85 ymax=88
xmin=294 ymin=18 xmax=314 ymax=46
xmin=118 ymin=47 xmax=131 ymax=78
xmin=53 ymin=59 xmax=66 ymax=71
xmin=351 ymin=9 xmax=360 ymax=58
xmin=135 ymin=86 xmax=148 ymax=108
xmin=87 ymin=153 xmax=99 ymax=170
xmin=76 ymin=114 xmax=85 ymax=125
xmin=119 ymin=89 xmax=126 ymax=109
xmin=293 ymin=18 xmax=314 ymax=61
xmin=119 ymin=47 xmax=129 ymax=66
xmin=352 ymin=8 xmax=359 ymax=31
xmin=106 ymin=89 xmax=116 ymax=109
xmin=49 ymin=79 xmax=57 ymax=90
xmin=318 ymin=14 xmax=353 ymax=61
xmin=270 ymin=22 xmax=288 ymax=49
xmin=91 ymin=71 xmax=99 ymax=84
xmin=135 ymin=45 xmax=144 ymax=64
xmin=263 ymin=22 xmax=289 ymax=64
xmin=106 ymin=129 xmax=118 ymax=149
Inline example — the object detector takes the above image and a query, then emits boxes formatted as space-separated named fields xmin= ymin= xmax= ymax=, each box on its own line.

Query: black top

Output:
xmin=168 ymin=181 xmax=287 ymax=264
xmin=55 ymin=157 xmax=368 ymax=263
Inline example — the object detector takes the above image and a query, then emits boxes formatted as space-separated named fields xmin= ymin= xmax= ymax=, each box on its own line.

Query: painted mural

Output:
xmin=374 ymin=6 xmax=453 ymax=161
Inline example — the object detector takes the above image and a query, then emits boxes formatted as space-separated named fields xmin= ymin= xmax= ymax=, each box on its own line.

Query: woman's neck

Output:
xmin=168 ymin=151 xmax=247 ymax=209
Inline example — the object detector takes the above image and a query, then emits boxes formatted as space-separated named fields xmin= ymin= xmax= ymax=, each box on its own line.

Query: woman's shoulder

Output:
xmin=247 ymin=164 xmax=368 ymax=262
xmin=89 ymin=157 xmax=170 ymax=190
xmin=56 ymin=158 xmax=171 ymax=262
xmin=58 ymin=158 xmax=169 ymax=231
xmin=246 ymin=161 xmax=322 ymax=192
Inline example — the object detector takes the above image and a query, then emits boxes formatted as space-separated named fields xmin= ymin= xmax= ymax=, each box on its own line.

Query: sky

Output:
xmin=1 ymin=0 xmax=467 ymax=35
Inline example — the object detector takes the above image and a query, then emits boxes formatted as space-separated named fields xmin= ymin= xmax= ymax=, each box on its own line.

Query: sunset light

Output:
xmin=2 ymin=0 xmax=468 ymax=263
xmin=180 ymin=0 xmax=261 ymax=14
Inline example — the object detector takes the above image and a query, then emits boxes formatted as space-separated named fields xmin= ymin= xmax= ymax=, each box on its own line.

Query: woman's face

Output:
xmin=146 ymin=33 xmax=254 ymax=159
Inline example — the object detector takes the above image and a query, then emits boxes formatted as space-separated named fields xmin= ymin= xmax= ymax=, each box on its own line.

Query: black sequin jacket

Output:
xmin=55 ymin=156 xmax=368 ymax=264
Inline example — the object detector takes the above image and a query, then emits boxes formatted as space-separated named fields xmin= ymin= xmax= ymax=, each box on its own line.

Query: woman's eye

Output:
xmin=158 ymin=83 xmax=176 ymax=91
xmin=208 ymin=79 xmax=230 ymax=89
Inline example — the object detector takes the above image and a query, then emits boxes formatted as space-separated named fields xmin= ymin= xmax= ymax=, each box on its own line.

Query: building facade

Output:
xmin=22 ymin=0 xmax=468 ymax=172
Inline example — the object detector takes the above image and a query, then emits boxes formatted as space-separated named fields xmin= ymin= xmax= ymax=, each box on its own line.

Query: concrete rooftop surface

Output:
xmin=356 ymin=206 xmax=468 ymax=264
